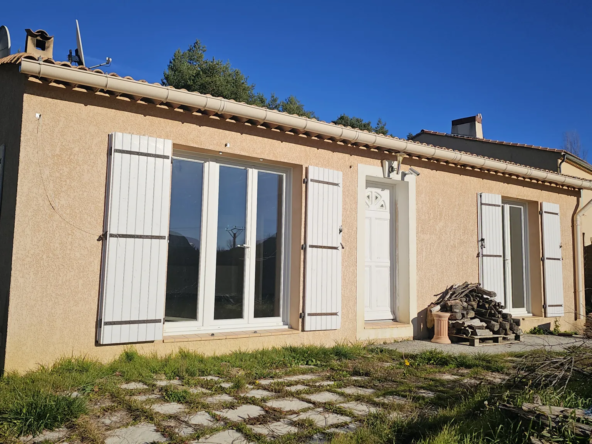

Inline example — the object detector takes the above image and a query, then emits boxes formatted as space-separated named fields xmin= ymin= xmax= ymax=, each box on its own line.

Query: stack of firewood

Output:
xmin=585 ymin=313 xmax=592 ymax=339
xmin=430 ymin=282 xmax=523 ymax=338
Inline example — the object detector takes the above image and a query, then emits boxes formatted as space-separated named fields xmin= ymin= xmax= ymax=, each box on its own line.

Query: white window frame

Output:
xmin=502 ymin=200 xmax=531 ymax=316
xmin=164 ymin=150 xmax=292 ymax=335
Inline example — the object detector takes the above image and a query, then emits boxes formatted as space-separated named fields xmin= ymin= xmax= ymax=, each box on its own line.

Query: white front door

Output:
xmin=502 ymin=201 xmax=530 ymax=315
xmin=364 ymin=184 xmax=395 ymax=321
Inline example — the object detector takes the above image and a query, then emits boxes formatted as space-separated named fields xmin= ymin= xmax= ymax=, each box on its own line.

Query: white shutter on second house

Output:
xmin=541 ymin=202 xmax=564 ymax=317
xmin=303 ymin=166 xmax=343 ymax=331
xmin=478 ymin=193 xmax=505 ymax=302
xmin=97 ymin=133 xmax=172 ymax=344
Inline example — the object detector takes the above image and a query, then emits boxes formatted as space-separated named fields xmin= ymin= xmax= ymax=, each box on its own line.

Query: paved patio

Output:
xmin=380 ymin=334 xmax=591 ymax=354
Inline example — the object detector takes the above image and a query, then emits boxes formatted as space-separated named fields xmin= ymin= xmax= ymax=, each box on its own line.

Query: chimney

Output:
xmin=24 ymin=29 xmax=54 ymax=59
xmin=451 ymin=114 xmax=483 ymax=139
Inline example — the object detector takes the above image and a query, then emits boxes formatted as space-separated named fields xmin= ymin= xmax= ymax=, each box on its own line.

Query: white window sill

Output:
xmin=364 ymin=320 xmax=410 ymax=330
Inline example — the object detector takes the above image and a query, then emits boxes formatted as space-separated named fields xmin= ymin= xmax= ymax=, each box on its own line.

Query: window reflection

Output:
xmin=214 ymin=166 xmax=247 ymax=320
xmin=165 ymin=160 xmax=203 ymax=322
xmin=254 ymin=172 xmax=283 ymax=318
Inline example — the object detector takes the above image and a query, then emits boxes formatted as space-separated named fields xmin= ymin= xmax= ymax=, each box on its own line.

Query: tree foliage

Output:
xmin=562 ymin=130 xmax=587 ymax=160
xmin=332 ymin=114 xmax=390 ymax=135
xmin=162 ymin=40 xmax=316 ymax=118
xmin=163 ymin=40 xmax=397 ymax=132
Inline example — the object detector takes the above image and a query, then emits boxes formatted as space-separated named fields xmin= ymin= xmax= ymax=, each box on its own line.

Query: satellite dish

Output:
xmin=0 ymin=26 xmax=11 ymax=58
xmin=75 ymin=20 xmax=85 ymax=66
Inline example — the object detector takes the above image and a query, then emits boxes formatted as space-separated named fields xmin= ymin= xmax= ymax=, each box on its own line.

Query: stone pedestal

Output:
xmin=432 ymin=312 xmax=451 ymax=344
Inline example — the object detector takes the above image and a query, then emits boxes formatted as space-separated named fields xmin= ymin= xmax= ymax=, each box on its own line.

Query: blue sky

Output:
xmin=4 ymin=1 xmax=591 ymax=158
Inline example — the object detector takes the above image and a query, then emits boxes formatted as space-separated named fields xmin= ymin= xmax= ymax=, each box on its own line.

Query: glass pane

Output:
xmin=165 ymin=160 xmax=203 ymax=322
xmin=509 ymin=206 xmax=526 ymax=309
xmin=254 ymin=172 xmax=284 ymax=318
xmin=214 ymin=166 xmax=247 ymax=320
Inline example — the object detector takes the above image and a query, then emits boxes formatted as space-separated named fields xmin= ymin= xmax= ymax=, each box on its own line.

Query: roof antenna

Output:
xmin=67 ymin=20 xmax=112 ymax=69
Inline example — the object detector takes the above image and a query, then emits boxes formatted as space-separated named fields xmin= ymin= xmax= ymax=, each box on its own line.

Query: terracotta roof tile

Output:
xmin=0 ymin=53 xmax=588 ymax=186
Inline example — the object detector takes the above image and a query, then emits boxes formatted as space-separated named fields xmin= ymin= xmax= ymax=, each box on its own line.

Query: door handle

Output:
xmin=237 ymin=244 xmax=250 ymax=248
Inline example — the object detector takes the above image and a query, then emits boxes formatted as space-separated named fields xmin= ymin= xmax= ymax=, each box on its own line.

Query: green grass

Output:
xmin=0 ymin=343 xmax=589 ymax=443
xmin=0 ymin=390 xmax=86 ymax=437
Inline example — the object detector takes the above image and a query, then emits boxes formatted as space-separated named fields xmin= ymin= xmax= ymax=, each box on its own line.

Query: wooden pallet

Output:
xmin=450 ymin=333 xmax=522 ymax=347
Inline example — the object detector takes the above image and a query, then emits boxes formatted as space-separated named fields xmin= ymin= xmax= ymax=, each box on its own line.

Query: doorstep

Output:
xmin=163 ymin=328 xmax=300 ymax=343
xmin=364 ymin=320 xmax=410 ymax=330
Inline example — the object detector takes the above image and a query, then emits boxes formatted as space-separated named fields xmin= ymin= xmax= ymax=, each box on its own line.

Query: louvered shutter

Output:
xmin=541 ymin=202 xmax=564 ymax=317
xmin=478 ymin=193 xmax=505 ymax=302
xmin=97 ymin=133 xmax=172 ymax=344
xmin=303 ymin=166 xmax=343 ymax=331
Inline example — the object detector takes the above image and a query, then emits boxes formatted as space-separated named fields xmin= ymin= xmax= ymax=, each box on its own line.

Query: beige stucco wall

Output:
xmin=2 ymin=78 xmax=582 ymax=372
xmin=562 ymin=162 xmax=592 ymax=247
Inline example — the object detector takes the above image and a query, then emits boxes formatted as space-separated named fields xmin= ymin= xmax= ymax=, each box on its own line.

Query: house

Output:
xmin=412 ymin=116 xmax=592 ymax=317
xmin=0 ymin=30 xmax=589 ymax=373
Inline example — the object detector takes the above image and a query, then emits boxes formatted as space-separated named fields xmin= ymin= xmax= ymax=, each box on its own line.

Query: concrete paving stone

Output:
xmin=255 ymin=379 xmax=275 ymax=385
xmin=162 ymin=419 xmax=194 ymax=437
xmin=461 ymin=378 xmax=480 ymax=386
xmin=219 ymin=382 xmax=233 ymax=388
xmin=338 ymin=387 xmax=376 ymax=396
xmin=204 ymin=394 xmax=235 ymax=404
xmin=307 ymin=433 xmax=329 ymax=443
xmin=313 ymin=381 xmax=335 ymax=386
xmin=198 ymin=376 xmax=222 ymax=381
xmin=289 ymin=408 xmax=352 ymax=428
xmin=105 ymin=423 xmax=167 ymax=444
xmin=265 ymin=398 xmax=313 ymax=411
xmin=185 ymin=411 xmax=219 ymax=427
xmin=214 ymin=404 xmax=266 ymax=422
xmin=155 ymin=379 xmax=183 ymax=386
xmin=285 ymin=384 xmax=308 ymax=392
xmin=131 ymin=394 xmax=162 ymax=401
xmin=248 ymin=420 xmax=299 ymax=437
xmin=244 ymin=389 xmax=275 ymax=399
xmin=150 ymin=402 xmax=187 ymax=415
xmin=327 ymin=422 xmax=359 ymax=433
xmin=120 ymin=382 xmax=149 ymax=390
xmin=99 ymin=410 xmax=131 ymax=427
xmin=282 ymin=374 xmax=319 ymax=381
xmin=349 ymin=376 xmax=369 ymax=381
xmin=20 ymin=428 xmax=68 ymax=443
xmin=303 ymin=391 xmax=346 ymax=403
xmin=189 ymin=387 xmax=212 ymax=394
xmin=376 ymin=395 xmax=409 ymax=404
xmin=431 ymin=374 xmax=461 ymax=381
xmin=339 ymin=401 xmax=378 ymax=416
xmin=195 ymin=430 xmax=252 ymax=443
xmin=484 ymin=373 xmax=509 ymax=384
xmin=416 ymin=390 xmax=436 ymax=398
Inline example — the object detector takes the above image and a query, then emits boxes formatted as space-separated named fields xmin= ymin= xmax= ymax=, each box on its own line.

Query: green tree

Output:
xmin=332 ymin=114 xmax=389 ymax=135
xmin=407 ymin=132 xmax=415 ymax=140
xmin=162 ymin=40 xmax=257 ymax=103
xmin=163 ymin=40 xmax=316 ymax=119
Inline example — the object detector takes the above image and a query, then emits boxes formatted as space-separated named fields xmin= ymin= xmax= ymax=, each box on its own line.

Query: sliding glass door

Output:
xmin=165 ymin=155 xmax=289 ymax=334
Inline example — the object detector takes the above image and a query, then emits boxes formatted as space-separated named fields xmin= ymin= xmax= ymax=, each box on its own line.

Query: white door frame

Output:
xmin=502 ymin=200 xmax=531 ymax=316
xmin=364 ymin=180 xmax=396 ymax=321
xmin=164 ymin=151 xmax=291 ymax=335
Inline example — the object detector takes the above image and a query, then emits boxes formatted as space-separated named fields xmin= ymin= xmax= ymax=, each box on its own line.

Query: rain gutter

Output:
xmin=20 ymin=58 xmax=592 ymax=191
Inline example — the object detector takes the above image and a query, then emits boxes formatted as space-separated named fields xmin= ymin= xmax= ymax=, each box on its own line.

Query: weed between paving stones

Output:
xmin=1 ymin=344 xmax=591 ymax=443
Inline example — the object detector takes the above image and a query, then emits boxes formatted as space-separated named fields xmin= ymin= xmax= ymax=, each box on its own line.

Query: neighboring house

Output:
xmin=0 ymin=31 xmax=590 ymax=372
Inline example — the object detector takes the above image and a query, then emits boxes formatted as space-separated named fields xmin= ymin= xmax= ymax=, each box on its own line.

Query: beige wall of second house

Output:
xmin=2 ymin=79 xmax=581 ymax=372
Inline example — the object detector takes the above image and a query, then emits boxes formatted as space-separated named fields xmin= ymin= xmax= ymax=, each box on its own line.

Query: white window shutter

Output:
xmin=478 ymin=193 xmax=504 ymax=303
xmin=541 ymin=202 xmax=564 ymax=317
xmin=97 ymin=133 xmax=172 ymax=344
xmin=303 ymin=166 xmax=342 ymax=331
